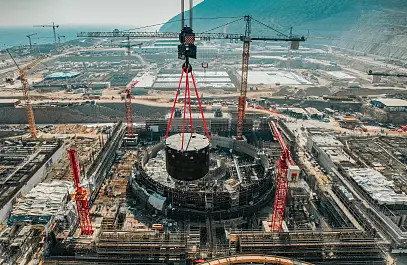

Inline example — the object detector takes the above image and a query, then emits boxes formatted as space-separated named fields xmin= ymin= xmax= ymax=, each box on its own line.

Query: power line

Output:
xmin=123 ymin=16 xmax=244 ymax=32
xmin=201 ymin=17 xmax=244 ymax=34
xmin=251 ymin=18 xmax=289 ymax=38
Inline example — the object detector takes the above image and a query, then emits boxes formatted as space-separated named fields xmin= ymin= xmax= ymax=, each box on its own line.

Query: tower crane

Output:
xmin=77 ymin=16 xmax=305 ymax=140
xmin=57 ymin=35 xmax=66 ymax=44
xmin=269 ymin=120 xmax=300 ymax=232
xmin=6 ymin=50 xmax=47 ymax=138
xmin=26 ymin=33 xmax=37 ymax=50
xmin=67 ymin=149 xmax=94 ymax=235
xmin=33 ymin=22 xmax=59 ymax=49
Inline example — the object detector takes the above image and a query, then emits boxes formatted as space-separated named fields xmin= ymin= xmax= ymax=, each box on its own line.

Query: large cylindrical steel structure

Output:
xmin=165 ymin=133 xmax=209 ymax=181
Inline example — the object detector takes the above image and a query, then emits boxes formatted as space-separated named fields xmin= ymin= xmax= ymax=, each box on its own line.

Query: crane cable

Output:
xmin=123 ymin=16 xmax=245 ymax=32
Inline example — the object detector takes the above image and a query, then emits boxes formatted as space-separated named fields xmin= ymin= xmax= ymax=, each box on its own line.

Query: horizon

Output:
xmin=0 ymin=0 xmax=203 ymax=27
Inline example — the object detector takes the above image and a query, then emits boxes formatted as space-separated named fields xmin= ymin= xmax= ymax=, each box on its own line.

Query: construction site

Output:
xmin=1 ymin=1 xmax=407 ymax=264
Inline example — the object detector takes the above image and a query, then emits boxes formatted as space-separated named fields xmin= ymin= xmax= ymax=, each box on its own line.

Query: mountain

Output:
xmin=161 ymin=0 xmax=406 ymax=37
xmin=160 ymin=0 xmax=407 ymax=59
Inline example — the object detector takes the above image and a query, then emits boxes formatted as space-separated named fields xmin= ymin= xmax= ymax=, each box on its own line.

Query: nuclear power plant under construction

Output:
xmin=1 ymin=0 xmax=407 ymax=264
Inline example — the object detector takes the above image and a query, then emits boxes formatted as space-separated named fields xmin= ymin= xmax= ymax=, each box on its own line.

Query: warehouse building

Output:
xmin=371 ymin=98 xmax=407 ymax=112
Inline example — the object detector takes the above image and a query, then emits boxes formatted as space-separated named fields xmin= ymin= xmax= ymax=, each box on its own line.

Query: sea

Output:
xmin=0 ymin=25 xmax=138 ymax=49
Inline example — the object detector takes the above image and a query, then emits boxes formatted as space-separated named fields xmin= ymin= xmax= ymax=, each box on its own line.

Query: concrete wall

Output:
xmin=211 ymin=135 xmax=233 ymax=150
xmin=234 ymin=141 xmax=257 ymax=158
xmin=315 ymin=146 xmax=335 ymax=172
xmin=0 ymin=144 xmax=65 ymax=222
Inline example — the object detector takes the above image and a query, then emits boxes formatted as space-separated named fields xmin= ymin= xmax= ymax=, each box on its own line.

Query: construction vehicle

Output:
xmin=269 ymin=120 xmax=300 ymax=232
xmin=6 ymin=50 xmax=48 ymax=138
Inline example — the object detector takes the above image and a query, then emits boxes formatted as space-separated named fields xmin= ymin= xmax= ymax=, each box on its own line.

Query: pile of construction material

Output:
xmin=9 ymin=181 xmax=70 ymax=225
xmin=54 ymin=125 xmax=96 ymax=134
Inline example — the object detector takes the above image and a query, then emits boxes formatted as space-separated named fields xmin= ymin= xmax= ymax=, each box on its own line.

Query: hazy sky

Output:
xmin=0 ymin=0 xmax=203 ymax=27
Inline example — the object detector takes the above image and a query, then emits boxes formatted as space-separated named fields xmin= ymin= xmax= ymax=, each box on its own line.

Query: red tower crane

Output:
xmin=125 ymin=80 xmax=139 ymax=137
xmin=269 ymin=120 xmax=300 ymax=232
xmin=68 ymin=149 xmax=94 ymax=235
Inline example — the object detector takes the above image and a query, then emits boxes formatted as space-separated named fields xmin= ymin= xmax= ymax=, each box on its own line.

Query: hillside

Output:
xmin=160 ymin=0 xmax=407 ymax=59
xmin=161 ymin=0 xmax=366 ymax=36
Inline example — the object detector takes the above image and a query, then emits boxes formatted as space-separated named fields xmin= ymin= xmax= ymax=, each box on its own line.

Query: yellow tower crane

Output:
xmin=6 ymin=50 xmax=48 ymax=138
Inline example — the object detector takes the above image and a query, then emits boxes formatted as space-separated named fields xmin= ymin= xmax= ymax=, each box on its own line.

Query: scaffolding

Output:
xmin=229 ymin=230 xmax=388 ymax=265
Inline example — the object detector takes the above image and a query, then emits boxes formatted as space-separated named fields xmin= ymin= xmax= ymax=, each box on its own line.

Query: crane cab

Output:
xmin=288 ymin=165 xmax=300 ymax=182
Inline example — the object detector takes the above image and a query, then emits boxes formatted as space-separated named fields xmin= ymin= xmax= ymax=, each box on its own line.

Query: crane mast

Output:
xmin=237 ymin=16 xmax=251 ymax=140
xmin=269 ymin=120 xmax=300 ymax=232
xmin=68 ymin=149 xmax=94 ymax=235
xmin=33 ymin=22 xmax=59 ymax=49
xmin=125 ymin=80 xmax=139 ymax=136
xmin=6 ymin=50 xmax=47 ymax=138
xmin=26 ymin=33 xmax=37 ymax=50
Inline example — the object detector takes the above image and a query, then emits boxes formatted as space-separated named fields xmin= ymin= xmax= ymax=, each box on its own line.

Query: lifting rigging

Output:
xmin=77 ymin=16 xmax=305 ymax=140
xmin=165 ymin=0 xmax=210 ymax=144
xmin=6 ymin=50 xmax=47 ymax=138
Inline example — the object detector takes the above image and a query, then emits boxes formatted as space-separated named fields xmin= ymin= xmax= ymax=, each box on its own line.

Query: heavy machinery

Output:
xmin=68 ymin=149 xmax=94 ymax=235
xmin=33 ymin=22 xmax=59 ymax=49
xmin=269 ymin=120 xmax=300 ymax=232
xmin=77 ymin=15 xmax=305 ymax=140
xmin=6 ymin=50 xmax=47 ymax=138
xmin=26 ymin=33 xmax=37 ymax=50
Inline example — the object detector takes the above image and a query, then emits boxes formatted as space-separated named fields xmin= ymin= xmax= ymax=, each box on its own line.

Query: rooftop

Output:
xmin=320 ymin=146 xmax=355 ymax=165
xmin=311 ymin=135 xmax=344 ymax=148
xmin=324 ymin=71 xmax=355 ymax=80
xmin=346 ymin=168 xmax=407 ymax=205
xmin=0 ymin=99 xmax=20 ymax=104
xmin=373 ymin=98 xmax=407 ymax=107
xmin=45 ymin=71 xmax=81 ymax=80
xmin=9 ymin=181 xmax=70 ymax=224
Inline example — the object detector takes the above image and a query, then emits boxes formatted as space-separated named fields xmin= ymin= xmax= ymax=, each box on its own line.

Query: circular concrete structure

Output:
xmin=131 ymin=135 xmax=275 ymax=221
xmin=165 ymin=133 xmax=210 ymax=181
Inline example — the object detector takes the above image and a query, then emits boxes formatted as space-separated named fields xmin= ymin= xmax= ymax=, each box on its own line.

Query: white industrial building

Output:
xmin=307 ymin=131 xmax=355 ymax=172
xmin=346 ymin=168 xmax=407 ymax=205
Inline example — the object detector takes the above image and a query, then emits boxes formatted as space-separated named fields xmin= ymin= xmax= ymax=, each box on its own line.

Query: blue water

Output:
xmin=0 ymin=25 xmax=135 ymax=49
